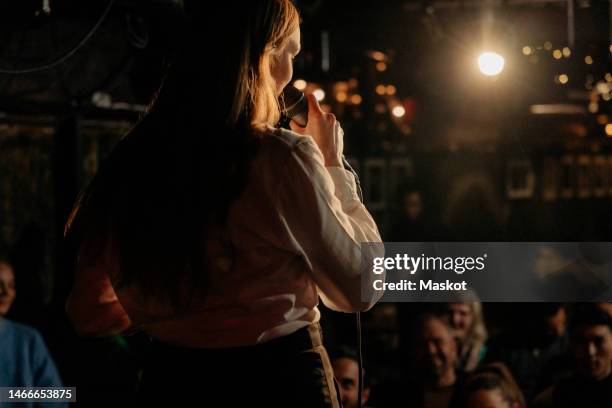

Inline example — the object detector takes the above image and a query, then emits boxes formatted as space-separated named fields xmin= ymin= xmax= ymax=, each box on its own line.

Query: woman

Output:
xmin=443 ymin=298 xmax=488 ymax=373
xmin=64 ymin=1 xmax=382 ymax=406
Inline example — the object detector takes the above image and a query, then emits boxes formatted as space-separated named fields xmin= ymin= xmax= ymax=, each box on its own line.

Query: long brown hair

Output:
xmin=64 ymin=1 xmax=300 ymax=311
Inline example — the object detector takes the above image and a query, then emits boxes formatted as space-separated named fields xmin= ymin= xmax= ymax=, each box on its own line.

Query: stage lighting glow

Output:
xmin=313 ymin=89 xmax=325 ymax=101
xmin=392 ymin=105 xmax=405 ymax=118
xmin=478 ymin=52 xmax=505 ymax=76
xmin=293 ymin=79 xmax=307 ymax=90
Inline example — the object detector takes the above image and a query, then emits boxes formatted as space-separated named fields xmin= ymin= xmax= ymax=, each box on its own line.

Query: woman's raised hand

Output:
xmin=289 ymin=93 xmax=344 ymax=168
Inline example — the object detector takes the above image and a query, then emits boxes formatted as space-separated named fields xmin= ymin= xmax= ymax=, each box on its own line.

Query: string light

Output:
xmin=553 ymin=49 xmax=562 ymax=59
xmin=562 ymin=47 xmax=571 ymax=57
xmin=522 ymin=46 xmax=532 ymax=55
xmin=585 ymin=55 xmax=594 ymax=65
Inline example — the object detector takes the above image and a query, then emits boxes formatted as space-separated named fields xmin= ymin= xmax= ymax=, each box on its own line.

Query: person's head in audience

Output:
xmin=459 ymin=363 xmax=526 ymax=408
xmin=440 ymin=292 xmax=487 ymax=372
xmin=330 ymin=346 xmax=370 ymax=408
xmin=0 ymin=257 xmax=16 ymax=316
xmin=413 ymin=313 xmax=458 ymax=387
xmin=529 ymin=303 xmax=567 ymax=342
xmin=569 ymin=304 xmax=612 ymax=381
xmin=444 ymin=301 xmax=487 ymax=346
xmin=596 ymin=302 xmax=612 ymax=317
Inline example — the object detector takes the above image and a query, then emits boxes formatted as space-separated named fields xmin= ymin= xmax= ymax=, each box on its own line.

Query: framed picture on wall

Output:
xmin=506 ymin=159 xmax=535 ymax=199
xmin=560 ymin=155 xmax=575 ymax=199
xmin=364 ymin=158 xmax=386 ymax=210
xmin=542 ymin=158 xmax=558 ymax=202
xmin=608 ymin=155 xmax=612 ymax=197
xmin=592 ymin=155 xmax=606 ymax=198
xmin=577 ymin=155 xmax=591 ymax=199
xmin=389 ymin=158 xmax=414 ymax=201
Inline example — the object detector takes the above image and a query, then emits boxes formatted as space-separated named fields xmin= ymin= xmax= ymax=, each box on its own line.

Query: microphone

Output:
xmin=280 ymin=85 xmax=363 ymax=202
xmin=281 ymin=85 xmax=308 ymax=128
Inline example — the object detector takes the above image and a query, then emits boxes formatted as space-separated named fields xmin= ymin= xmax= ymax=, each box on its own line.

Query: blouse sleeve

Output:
xmin=276 ymin=135 xmax=385 ymax=312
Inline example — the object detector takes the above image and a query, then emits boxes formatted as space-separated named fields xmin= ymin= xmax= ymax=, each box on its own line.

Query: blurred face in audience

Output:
xmin=416 ymin=317 xmax=457 ymax=379
xmin=446 ymin=302 xmax=473 ymax=341
xmin=467 ymin=388 xmax=519 ymax=408
xmin=0 ymin=262 xmax=16 ymax=316
xmin=332 ymin=357 xmax=369 ymax=408
xmin=572 ymin=324 xmax=612 ymax=381
xmin=403 ymin=191 xmax=423 ymax=221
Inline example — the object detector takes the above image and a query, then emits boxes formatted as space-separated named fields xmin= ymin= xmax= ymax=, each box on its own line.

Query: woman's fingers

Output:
xmin=306 ymin=93 xmax=324 ymax=118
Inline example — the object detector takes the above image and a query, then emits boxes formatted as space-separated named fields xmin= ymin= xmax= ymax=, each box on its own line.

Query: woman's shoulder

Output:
xmin=263 ymin=125 xmax=309 ymax=148
xmin=260 ymin=125 xmax=322 ymax=165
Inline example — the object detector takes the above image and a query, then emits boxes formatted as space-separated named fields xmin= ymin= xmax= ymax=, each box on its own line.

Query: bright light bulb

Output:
xmin=392 ymin=106 xmax=406 ymax=118
xmin=478 ymin=52 xmax=505 ymax=76
xmin=313 ymin=89 xmax=325 ymax=101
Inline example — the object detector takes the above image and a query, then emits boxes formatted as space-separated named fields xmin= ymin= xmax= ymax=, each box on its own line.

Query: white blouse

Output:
xmin=73 ymin=126 xmax=384 ymax=348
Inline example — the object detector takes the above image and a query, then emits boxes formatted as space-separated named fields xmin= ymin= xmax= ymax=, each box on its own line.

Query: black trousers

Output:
xmin=137 ymin=322 xmax=342 ymax=407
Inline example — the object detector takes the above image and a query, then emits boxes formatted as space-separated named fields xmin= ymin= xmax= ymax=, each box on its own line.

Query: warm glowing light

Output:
xmin=371 ymin=51 xmax=386 ymax=61
xmin=553 ymin=49 xmax=562 ymax=59
xmin=376 ymin=62 xmax=387 ymax=72
xmin=588 ymin=102 xmax=599 ymax=113
xmin=350 ymin=94 xmax=362 ymax=105
xmin=544 ymin=41 xmax=552 ymax=50
xmin=313 ymin=89 xmax=325 ymax=101
xmin=522 ymin=46 xmax=532 ymax=55
xmin=559 ymin=74 xmax=569 ymax=84
xmin=375 ymin=85 xmax=386 ymax=95
xmin=605 ymin=73 xmax=612 ymax=82
xmin=606 ymin=124 xmax=612 ymax=137
xmin=585 ymin=55 xmax=594 ymax=65
xmin=603 ymin=93 xmax=611 ymax=101
xmin=478 ymin=52 xmax=505 ymax=76
xmin=293 ymin=79 xmax=307 ymax=90
xmin=386 ymin=85 xmax=397 ymax=95
xmin=562 ymin=47 xmax=571 ymax=57
xmin=336 ymin=91 xmax=347 ymax=102
xmin=597 ymin=115 xmax=609 ymax=125
xmin=392 ymin=105 xmax=406 ymax=118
